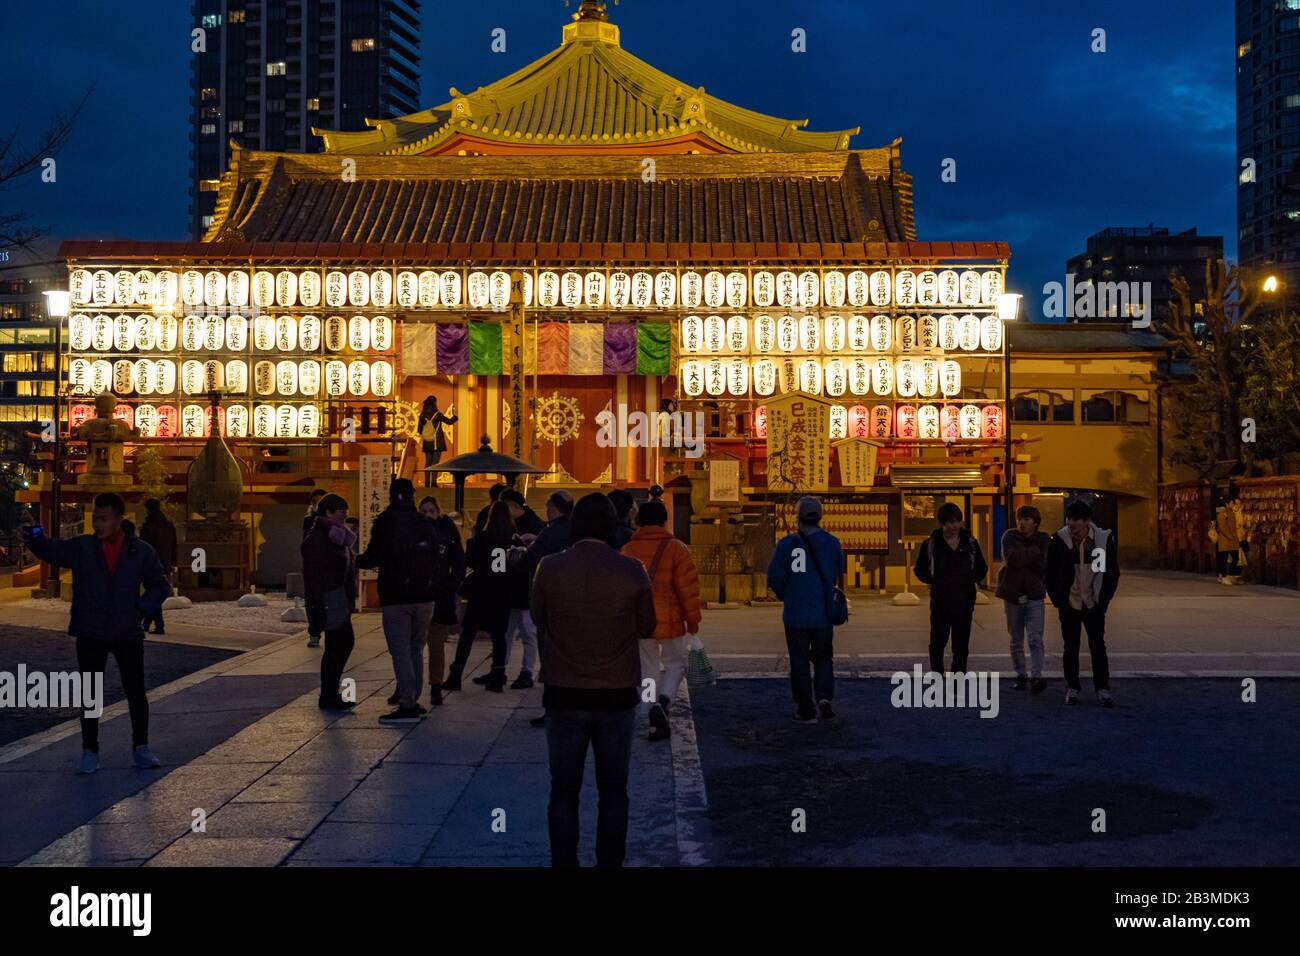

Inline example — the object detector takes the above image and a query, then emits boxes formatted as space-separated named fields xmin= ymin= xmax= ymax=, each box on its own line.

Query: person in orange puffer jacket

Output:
xmin=621 ymin=500 xmax=702 ymax=742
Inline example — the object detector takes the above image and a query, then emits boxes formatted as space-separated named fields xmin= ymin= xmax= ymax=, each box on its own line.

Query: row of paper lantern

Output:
xmin=753 ymin=403 xmax=1004 ymax=441
xmin=69 ymin=358 xmax=394 ymax=398
xmin=68 ymin=314 xmax=394 ymax=354
xmin=70 ymin=267 xmax=1004 ymax=311
xmin=681 ymin=313 xmax=1002 ymax=356
xmin=69 ymin=402 xmax=322 ymax=439
xmin=680 ymin=355 xmax=964 ymax=398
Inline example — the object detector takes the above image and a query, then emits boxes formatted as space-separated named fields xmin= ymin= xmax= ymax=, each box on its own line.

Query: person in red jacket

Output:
xmin=621 ymin=500 xmax=702 ymax=741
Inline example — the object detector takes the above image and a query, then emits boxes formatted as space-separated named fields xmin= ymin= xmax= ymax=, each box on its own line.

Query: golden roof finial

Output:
xmin=567 ymin=0 xmax=616 ymax=23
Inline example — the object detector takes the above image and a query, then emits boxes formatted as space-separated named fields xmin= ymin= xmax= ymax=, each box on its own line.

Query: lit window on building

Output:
xmin=201 ymin=87 xmax=218 ymax=100
xmin=307 ymin=97 xmax=320 ymax=110
xmin=229 ymin=119 xmax=244 ymax=132
xmin=202 ymin=215 xmax=215 ymax=228
xmin=200 ymin=179 xmax=221 ymax=192
xmin=202 ymin=13 xmax=221 ymax=27
xmin=351 ymin=38 xmax=376 ymax=51
xmin=200 ymin=123 xmax=216 ymax=135
xmin=1238 ymin=41 xmax=1252 ymax=57
xmin=1082 ymin=389 xmax=1149 ymax=425
xmin=229 ymin=9 xmax=246 ymax=22
xmin=267 ymin=61 xmax=287 ymax=76
xmin=1286 ymin=94 xmax=1300 ymax=109
xmin=1012 ymin=390 xmax=1075 ymax=424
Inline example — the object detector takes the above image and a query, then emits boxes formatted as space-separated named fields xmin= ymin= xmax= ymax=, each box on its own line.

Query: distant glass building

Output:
xmin=189 ymin=0 xmax=420 ymax=238
xmin=1236 ymin=0 xmax=1300 ymax=288
xmin=1065 ymin=226 xmax=1223 ymax=327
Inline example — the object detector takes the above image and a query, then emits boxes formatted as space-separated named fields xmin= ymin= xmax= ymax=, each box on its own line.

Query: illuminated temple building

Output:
xmin=47 ymin=1 xmax=1019 ymax=594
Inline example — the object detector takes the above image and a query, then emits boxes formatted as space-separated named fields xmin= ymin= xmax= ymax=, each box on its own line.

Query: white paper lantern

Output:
xmin=772 ymin=315 xmax=796 ymax=353
xmin=467 ymin=271 xmax=490 ymax=309
xmin=607 ymin=271 xmax=629 ymax=309
xmin=916 ymin=271 xmax=939 ymax=306
xmin=110 ymin=271 xmax=130 ymax=306
xmin=181 ymin=315 xmax=203 ymax=352
xmin=69 ymin=315 xmax=92 ymax=351
xmin=938 ymin=315 xmax=960 ymax=351
xmin=726 ymin=315 xmax=748 ymax=353
xmin=489 ymin=271 xmax=511 ymax=311
xmin=725 ymin=272 xmax=747 ymax=309
xmin=253 ymin=315 xmax=275 ymax=351
xmin=274 ymin=404 xmax=297 ymax=437
xmin=203 ymin=359 xmax=225 ymax=392
xmin=798 ymin=358 xmax=822 ymax=394
xmin=829 ymin=404 xmax=847 ymax=439
xmin=919 ymin=357 xmax=940 ymax=397
xmin=561 ymin=271 xmax=582 ymax=308
xmin=849 ymin=357 xmax=871 ymax=395
xmin=324 ymin=316 xmax=346 ymax=351
xmin=203 ymin=270 xmax=227 ymax=307
xmin=537 ymin=271 xmax=559 ymax=307
xmin=417 ymin=271 xmax=438 ymax=307
xmin=960 ymin=404 xmax=982 ymax=439
xmin=726 ymin=358 xmax=749 ymax=396
xmin=632 ymin=272 xmax=653 ymax=309
xmin=680 ymin=316 xmax=703 ymax=354
xmin=155 ymin=315 xmax=178 ymax=351
xmin=324 ymin=360 xmax=347 ymax=397
xmin=396 ymin=271 xmax=419 ymax=308
xmin=939 ymin=270 xmax=960 ymax=306
xmin=918 ymin=404 xmax=940 ymax=439
xmin=680 ymin=271 xmax=703 ymax=308
xmin=90 ymin=315 xmax=112 ymax=352
xmin=980 ymin=270 xmax=1002 ymax=306
xmin=181 ymin=359 xmax=204 ymax=394
xmin=298 ymin=271 xmax=320 ymax=308
xmin=325 ymin=271 xmax=347 ymax=308
xmin=135 ymin=404 xmax=158 ymax=437
xmin=70 ymin=270 xmax=91 ymax=305
xmin=654 ymin=271 xmax=676 ymax=308
xmin=704 ymin=358 xmax=726 ymax=396
xmin=680 ymin=360 xmax=704 ymax=397
xmin=959 ymin=314 xmax=981 ymax=351
xmin=825 ymin=358 xmax=847 ymax=397
xmin=348 ymin=270 xmax=370 ymax=307
xmin=917 ymin=315 xmax=939 ymax=351
xmin=753 ymin=315 xmax=776 ymax=353
xmin=203 ymin=315 xmax=224 ymax=351
xmin=753 ymin=358 xmax=777 ymax=396
xmin=134 ymin=315 xmax=155 ymax=351
xmin=348 ymin=315 xmax=370 ymax=352
xmin=348 ymin=359 xmax=369 ymax=396
xmin=89 ymin=359 xmax=112 ymax=394
xmin=91 ymin=270 xmax=113 ymax=305
xmin=221 ymin=315 xmax=246 ymax=352
xmin=871 ymin=357 xmax=893 ymax=396
xmin=701 ymin=271 xmax=724 ymax=309
xmin=521 ymin=272 xmax=534 ymax=307
xmin=895 ymin=357 xmax=918 ymax=397
xmin=870 ymin=270 xmax=892 ymax=306
xmin=980 ymin=315 xmax=1003 ymax=352
xmin=182 ymin=404 xmax=205 ymax=438
xmin=895 ymin=270 xmax=917 ymax=307
xmin=296 ymin=315 xmax=320 ymax=351
xmin=439 ymin=270 xmax=462 ymax=307
xmin=823 ymin=271 xmax=846 ymax=308
xmin=275 ymin=271 xmax=298 ymax=308
xmin=847 ymin=270 xmax=869 ymax=308
xmin=254 ymin=360 xmax=276 ymax=396
xmin=870 ymin=314 xmax=892 ymax=352
xmin=773 ymin=271 xmax=796 ymax=308
xmin=226 ymin=404 xmax=248 ymax=437
xmin=752 ymin=270 xmax=775 ymax=308
xmin=253 ymin=270 xmax=276 ymax=308
xmin=253 ymin=404 xmax=276 ymax=438
xmin=847 ymin=315 xmax=869 ymax=351
xmin=133 ymin=270 xmax=155 ymax=306
xmin=960 ymin=270 xmax=981 ymax=306
xmin=217 ymin=270 xmax=244 ymax=308
xmin=112 ymin=360 xmax=134 ymax=395
xmin=940 ymin=359 xmax=962 ymax=397
xmin=370 ymin=360 xmax=393 ymax=396
xmin=370 ymin=315 xmax=393 ymax=351
xmin=799 ymin=315 xmax=820 ymax=353
xmin=113 ymin=315 xmax=136 ymax=352
xmin=298 ymin=360 xmax=320 ymax=396
xmin=797 ymin=271 xmax=820 ymax=308
xmin=276 ymin=360 xmax=298 ymax=395
xmin=297 ymin=405 xmax=320 ymax=438
xmin=586 ymin=271 xmax=609 ymax=308
xmin=370 ymin=270 xmax=392 ymax=308
xmin=275 ymin=315 xmax=297 ymax=351
xmin=703 ymin=315 xmax=726 ymax=353
xmin=225 ymin=359 xmax=248 ymax=393
xmin=156 ymin=360 xmax=177 ymax=394
xmin=777 ymin=356 xmax=798 ymax=394
xmin=131 ymin=358 xmax=153 ymax=395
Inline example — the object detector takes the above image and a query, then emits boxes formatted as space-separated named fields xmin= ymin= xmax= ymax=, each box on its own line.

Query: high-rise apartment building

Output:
xmin=189 ymin=0 xmax=420 ymax=238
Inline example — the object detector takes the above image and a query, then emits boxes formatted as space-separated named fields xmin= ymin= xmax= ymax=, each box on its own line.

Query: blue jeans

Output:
xmin=545 ymin=707 xmax=635 ymax=868
xmin=1004 ymin=598 xmax=1045 ymax=679
xmin=785 ymin=626 xmax=834 ymax=714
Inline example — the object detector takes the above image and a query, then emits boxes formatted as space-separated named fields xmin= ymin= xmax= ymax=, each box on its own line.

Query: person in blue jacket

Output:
xmin=24 ymin=492 xmax=171 ymax=775
xmin=766 ymin=496 xmax=845 ymax=723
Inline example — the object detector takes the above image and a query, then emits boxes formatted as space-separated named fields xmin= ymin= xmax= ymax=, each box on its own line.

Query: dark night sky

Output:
xmin=0 ymin=0 xmax=1235 ymax=319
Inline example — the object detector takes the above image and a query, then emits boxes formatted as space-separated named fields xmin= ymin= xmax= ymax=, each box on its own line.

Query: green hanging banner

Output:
xmin=636 ymin=322 xmax=670 ymax=375
xmin=468 ymin=321 xmax=503 ymax=375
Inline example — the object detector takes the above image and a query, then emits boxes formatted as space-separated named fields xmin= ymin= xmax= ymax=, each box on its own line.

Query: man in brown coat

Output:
xmin=531 ymin=492 xmax=657 ymax=868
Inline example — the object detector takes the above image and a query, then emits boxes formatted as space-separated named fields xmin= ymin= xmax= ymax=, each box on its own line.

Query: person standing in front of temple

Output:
xmin=302 ymin=494 xmax=358 ymax=712
xmin=1046 ymin=498 xmax=1120 ymax=708
xmin=138 ymin=498 xmax=177 ymax=636
xmin=418 ymin=395 xmax=458 ymax=481
xmin=913 ymin=502 xmax=988 ymax=677
xmin=997 ymin=505 xmax=1050 ymax=695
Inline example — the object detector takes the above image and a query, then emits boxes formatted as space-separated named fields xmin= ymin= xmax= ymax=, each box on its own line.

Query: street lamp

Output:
xmin=996 ymin=292 xmax=1022 ymax=534
xmin=41 ymin=289 xmax=70 ymax=598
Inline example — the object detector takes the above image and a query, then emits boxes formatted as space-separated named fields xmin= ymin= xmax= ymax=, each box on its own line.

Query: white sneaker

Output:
xmin=1097 ymin=689 xmax=1114 ymax=708
xmin=132 ymin=745 xmax=162 ymax=768
xmin=75 ymin=750 xmax=99 ymax=775
xmin=1064 ymin=688 xmax=1079 ymax=705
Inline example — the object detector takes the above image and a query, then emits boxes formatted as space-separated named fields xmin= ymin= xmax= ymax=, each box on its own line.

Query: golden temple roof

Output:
xmin=313 ymin=1 xmax=858 ymax=156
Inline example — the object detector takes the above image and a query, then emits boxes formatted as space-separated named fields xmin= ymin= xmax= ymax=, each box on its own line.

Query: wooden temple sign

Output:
xmin=765 ymin=392 xmax=833 ymax=493
xmin=834 ymin=437 xmax=881 ymax=488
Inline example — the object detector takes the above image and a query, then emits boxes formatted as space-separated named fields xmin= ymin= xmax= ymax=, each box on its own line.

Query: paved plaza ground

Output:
xmin=0 ymin=570 xmax=1296 ymax=867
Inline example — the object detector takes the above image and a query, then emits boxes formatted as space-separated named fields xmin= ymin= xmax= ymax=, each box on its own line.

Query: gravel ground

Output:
xmin=689 ymin=677 xmax=1300 ymax=866
xmin=0 ymin=625 xmax=237 ymax=747
xmin=9 ymin=594 xmax=305 ymax=635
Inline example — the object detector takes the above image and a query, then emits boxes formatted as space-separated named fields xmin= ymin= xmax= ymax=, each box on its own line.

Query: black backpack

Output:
xmin=390 ymin=511 xmax=441 ymax=597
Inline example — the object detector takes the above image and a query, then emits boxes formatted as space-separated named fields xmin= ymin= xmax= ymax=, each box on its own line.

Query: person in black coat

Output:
xmin=446 ymin=499 xmax=516 ymax=692
xmin=473 ymin=483 xmax=507 ymax=534
xmin=607 ymin=488 xmax=636 ymax=549
xmin=419 ymin=496 xmax=465 ymax=705
xmin=501 ymin=488 xmax=546 ymax=536
xmin=138 ymin=499 xmax=177 ymax=635
xmin=418 ymin=395 xmax=459 ymax=478
xmin=913 ymin=503 xmax=988 ymax=675
xmin=24 ymin=492 xmax=170 ymax=774
xmin=301 ymin=494 xmax=358 ymax=711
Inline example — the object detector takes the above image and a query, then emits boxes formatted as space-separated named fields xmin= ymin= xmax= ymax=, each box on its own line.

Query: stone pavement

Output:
xmin=1 ymin=612 xmax=705 ymax=867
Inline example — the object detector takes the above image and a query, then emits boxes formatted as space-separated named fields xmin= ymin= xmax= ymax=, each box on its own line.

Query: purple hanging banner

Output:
xmin=603 ymin=322 xmax=637 ymax=375
xmin=436 ymin=323 xmax=469 ymax=375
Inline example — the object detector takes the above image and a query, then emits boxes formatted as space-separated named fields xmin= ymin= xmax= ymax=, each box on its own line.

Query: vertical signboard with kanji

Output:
xmin=834 ymin=437 xmax=881 ymax=488
xmin=764 ymin=392 xmax=832 ymax=492
xmin=358 ymin=454 xmax=391 ymax=589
